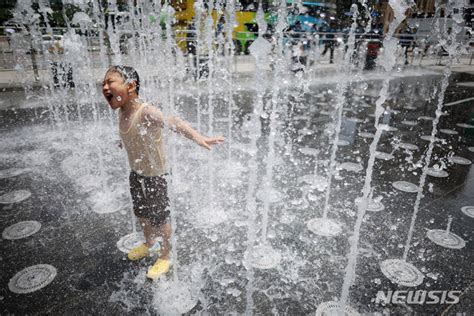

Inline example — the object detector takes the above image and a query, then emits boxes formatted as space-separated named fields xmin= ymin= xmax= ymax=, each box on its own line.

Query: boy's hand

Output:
xmin=196 ymin=136 xmax=225 ymax=150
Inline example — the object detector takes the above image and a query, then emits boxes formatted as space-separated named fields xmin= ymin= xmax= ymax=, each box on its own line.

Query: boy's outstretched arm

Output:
xmin=143 ymin=106 xmax=224 ymax=150
xmin=168 ymin=115 xmax=224 ymax=150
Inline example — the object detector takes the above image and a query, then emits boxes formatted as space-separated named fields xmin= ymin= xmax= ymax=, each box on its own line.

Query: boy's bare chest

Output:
xmin=119 ymin=117 xmax=133 ymax=132
xmin=119 ymin=110 xmax=143 ymax=134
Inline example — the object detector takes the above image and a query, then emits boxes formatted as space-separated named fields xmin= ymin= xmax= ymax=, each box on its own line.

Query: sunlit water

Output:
xmin=1 ymin=0 xmax=473 ymax=314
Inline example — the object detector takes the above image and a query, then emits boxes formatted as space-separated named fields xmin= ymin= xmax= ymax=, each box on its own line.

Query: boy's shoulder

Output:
xmin=140 ymin=102 xmax=164 ymax=124
xmin=141 ymin=102 xmax=161 ymax=114
xmin=141 ymin=101 xmax=163 ymax=111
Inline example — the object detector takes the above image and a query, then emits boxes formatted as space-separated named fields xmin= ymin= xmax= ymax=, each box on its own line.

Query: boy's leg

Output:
xmin=156 ymin=221 xmax=171 ymax=260
xmin=140 ymin=217 xmax=159 ymax=247
xmin=146 ymin=220 xmax=171 ymax=279
xmin=127 ymin=217 xmax=156 ymax=261
xmin=139 ymin=218 xmax=170 ymax=254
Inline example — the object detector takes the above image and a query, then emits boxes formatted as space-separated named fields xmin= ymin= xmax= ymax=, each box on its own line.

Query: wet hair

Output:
xmin=106 ymin=65 xmax=140 ymax=94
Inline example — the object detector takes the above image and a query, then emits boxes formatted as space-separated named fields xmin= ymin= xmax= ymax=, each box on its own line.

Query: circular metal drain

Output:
xmin=368 ymin=201 xmax=384 ymax=212
xmin=456 ymin=123 xmax=474 ymax=129
xmin=420 ymin=135 xmax=440 ymax=142
xmin=450 ymin=156 xmax=471 ymax=165
xmin=9 ymin=264 xmax=57 ymax=294
xmin=256 ymin=189 xmax=283 ymax=203
xmin=380 ymin=259 xmax=424 ymax=287
xmin=297 ymin=175 xmax=327 ymax=192
xmin=338 ymin=162 xmax=363 ymax=172
xmin=392 ymin=181 xmax=419 ymax=193
xmin=299 ymin=147 xmax=319 ymax=156
xmin=418 ymin=116 xmax=434 ymax=121
xmin=346 ymin=117 xmax=364 ymax=123
xmin=316 ymin=301 xmax=360 ymax=316
xmin=116 ymin=232 xmax=146 ymax=254
xmin=439 ymin=129 xmax=458 ymax=135
xmin=426 ymin=168 xmax=449 ymax=178
xmin=2 ymin=221 xmax=41 ymax=240
xmin=0 ymin=190 xmax=31 ymax=204
xmin=89 ymin=189 xmax=128 ymax=214
xmin=398 ymin=143 xmax=419 ymax=151
xmin=298 ymin=128 xmax=314 ymax=135
xmin=461 ymin=206 xmax=474 ymax=218
xmin=358 ymin=132 xmax=375 ymax=138
xmin=375 ymin=151 xmax=394 ymax=161
xmin=93 ymin=203 xmax=127 ymax=214
xmin=0 ymin=168 xmax=31 ymax=179
xmin=401 ymin=120 xmax=417 ymax=126
xmin=426 ymin=229 xmax=466 ymax=249
xmin=380 ymin=125 xmax=398 ymax=132
xmin=337 ymin=139 xmax=350 ymax=146
xmin=243 ymin=244 xmax=282 ymax=270
xmin=307 ymin=218 xmax=342 ymax=236
xmin=153 ymin=280 xmax=198 ymax=314
xmin=355 ymin=197 xmax=385 ymax=212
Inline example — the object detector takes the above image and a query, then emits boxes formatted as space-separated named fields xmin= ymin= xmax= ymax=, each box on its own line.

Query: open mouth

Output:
xmin=104 ymin=92 xmax=113 ymax=102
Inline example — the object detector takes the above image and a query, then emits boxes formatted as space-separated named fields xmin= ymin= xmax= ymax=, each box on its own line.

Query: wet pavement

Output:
xmin=1 ymin=70 xmax=473 ymax=315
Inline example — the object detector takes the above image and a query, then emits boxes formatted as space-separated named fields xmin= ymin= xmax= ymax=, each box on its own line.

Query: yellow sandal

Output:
xmin=127 ymin=243 xmax=160 ymax=261
xmin=147 ymin=259 xmax=171 ymax=280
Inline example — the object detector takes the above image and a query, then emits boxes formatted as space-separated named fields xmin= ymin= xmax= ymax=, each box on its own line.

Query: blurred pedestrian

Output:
xmin=321 ymin=22 xmax=337 ymax=63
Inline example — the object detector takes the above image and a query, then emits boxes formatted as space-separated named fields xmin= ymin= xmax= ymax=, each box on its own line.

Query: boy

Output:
xmin=102 ymin=65 xmax=224 ymax=279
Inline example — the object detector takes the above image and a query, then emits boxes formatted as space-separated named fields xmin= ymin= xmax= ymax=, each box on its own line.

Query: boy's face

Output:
xmin=102 ymin=71 xmax=129 ymax=110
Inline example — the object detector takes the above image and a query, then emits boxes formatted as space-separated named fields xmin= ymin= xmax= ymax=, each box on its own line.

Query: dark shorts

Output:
xmin=129 ymin=171 xmax=170 ymax=227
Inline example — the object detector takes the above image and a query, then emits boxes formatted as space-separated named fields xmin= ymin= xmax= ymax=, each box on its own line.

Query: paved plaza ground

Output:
xmin=0 ymin=58 xmax=473 ymax=314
